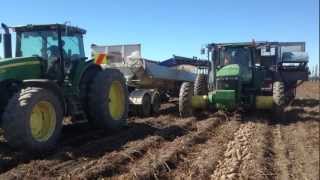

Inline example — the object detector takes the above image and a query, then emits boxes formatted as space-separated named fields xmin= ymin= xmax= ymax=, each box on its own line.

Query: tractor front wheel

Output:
xmin=194 ymin=74 xmax=208 ymax=96
xmin=88 ymin=69 xmax=128 ymax=129
xmin=2 ymin=87 xmax=63 ymax=151
xmin=273 ymin=81 xmax=285 ymax=120
xmin=179 ymin=82 xmax=194 ymax=117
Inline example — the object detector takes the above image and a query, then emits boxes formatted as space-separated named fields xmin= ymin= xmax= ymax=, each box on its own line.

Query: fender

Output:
xmin=72 ymin=60 xmax=102 ymax=92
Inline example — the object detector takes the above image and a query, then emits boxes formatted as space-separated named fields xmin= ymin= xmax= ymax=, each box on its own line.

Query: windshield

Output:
xmin=219 ymin=47 xmax=251 ymax=67
xmin=16 ymin=30 xmax=58 ymax=59
xmin=16 ymin=30 xmax=85 ymax=61
xmin=61 ymin=32 xmax=85 ymax=60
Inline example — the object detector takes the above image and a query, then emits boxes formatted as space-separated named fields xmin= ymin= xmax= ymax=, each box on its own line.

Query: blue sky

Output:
xmin=0 ymin=0 xmax=319 ymax=68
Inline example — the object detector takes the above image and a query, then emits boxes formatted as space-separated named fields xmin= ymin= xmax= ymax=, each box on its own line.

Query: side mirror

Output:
xmin=201 ymin=48 xmax=205 ymax=55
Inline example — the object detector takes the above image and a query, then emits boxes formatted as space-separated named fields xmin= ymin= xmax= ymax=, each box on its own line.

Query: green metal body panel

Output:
xmin=216 ymin=64 xmax=240 ymax=77
xmin=208 ymin=90 xmax=236 ymax=110
xmin=0 ymin=57 xmax=92 ymax=97
xmin=0 ymin=57 xmax=42 ymax=81
xmin=216 ymin=64 xmax=252 ymax=83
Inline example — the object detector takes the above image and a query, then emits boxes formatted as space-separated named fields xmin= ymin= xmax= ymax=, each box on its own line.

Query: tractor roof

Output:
xmin=13 ymin=24 xmax=86 ymax=34
xmin=208 ymin=41 xmax=305 ymax=48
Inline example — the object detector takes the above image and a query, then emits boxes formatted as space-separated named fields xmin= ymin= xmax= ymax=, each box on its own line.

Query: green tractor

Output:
xmin=179 ymin=41 xmax=309 ymax=116
xmin=0 ymin=23 xmax=128 ymax=151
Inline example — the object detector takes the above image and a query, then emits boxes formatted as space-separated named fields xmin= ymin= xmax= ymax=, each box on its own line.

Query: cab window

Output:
xmin=16 ymin=31 xmax=59 ymax=59
xmin=61 ymin=33 xmax=85 ymax=60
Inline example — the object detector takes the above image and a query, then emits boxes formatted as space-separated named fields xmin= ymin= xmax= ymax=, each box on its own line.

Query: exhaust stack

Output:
xmin=1 ymin=23 xmax=12 ymax=58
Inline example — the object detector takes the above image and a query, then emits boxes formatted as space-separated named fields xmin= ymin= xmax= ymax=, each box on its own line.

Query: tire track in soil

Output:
xmin=0 ymin=123 xmax=118 ymax=173
xmin=261 ymin=83 xmax=320 ymax=180
xmin=272 ymin=116 xmax=319 ymax=180
xmin=57 ymin=117 xmax=196 ymax=179
xmin=270 ymin=81 xmax=320 ymax=180
xmin=271 ymin=124 xmax=292 ymax=180
xmin=111 ymin=116 xmax=226 ymax=180
xmin=0 ymin=121 xmax=153 ymax=175
xmin=0 ymin=114 xmax=195 ymax=179
xmin=0 ymin=103 xmax=179 ymax=174
xmin=68 ymin=113 xmax=223 ymax=179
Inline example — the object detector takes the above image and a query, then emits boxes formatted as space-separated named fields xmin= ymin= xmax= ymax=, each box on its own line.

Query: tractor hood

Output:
xmin=216 ymin=64 xmax=240 ymax=77
xmin=216 ymin=64 xmax=252 ymax=82
xmin=0 ymin=57 xmax=42 ymax=81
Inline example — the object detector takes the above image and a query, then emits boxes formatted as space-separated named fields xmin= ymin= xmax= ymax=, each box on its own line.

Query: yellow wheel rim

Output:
xmin=108 ymin=81 xmax=125 ymax=120
xmin=30 ymin=101 xmax=56 ymax=142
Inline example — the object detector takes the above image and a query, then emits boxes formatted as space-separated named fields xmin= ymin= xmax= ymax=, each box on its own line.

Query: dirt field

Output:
xmin=0 ymin=82 xmax=319 ymax=180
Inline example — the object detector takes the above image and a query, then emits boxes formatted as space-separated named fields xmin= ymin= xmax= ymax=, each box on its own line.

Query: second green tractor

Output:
xmin=179 ymin=41 xmax=309 ymax=117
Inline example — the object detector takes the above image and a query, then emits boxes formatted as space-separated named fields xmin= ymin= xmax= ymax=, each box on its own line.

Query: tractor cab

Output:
xmin=215 ymin=45 xmax=252 ymax=68
xmin=205 ymin=43 xmax=255 ymax=92
xmin=1 ymin=23 xmax=87 ymax=82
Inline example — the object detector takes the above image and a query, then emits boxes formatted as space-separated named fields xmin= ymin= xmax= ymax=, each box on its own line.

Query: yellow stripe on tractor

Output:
xmin=255 ymin=96 xmax=273 ymax=109
xmin=191 ymin=95 xmax=208 ymax=109
xmin=94 ymin=53 xmax=108 ymax=65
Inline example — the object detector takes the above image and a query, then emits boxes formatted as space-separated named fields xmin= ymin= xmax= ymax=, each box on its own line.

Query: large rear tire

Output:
xmin=88 ymin=69 xmax=129 ymax=129
xmin=0 ymin=87 xmax=9 ymax=120
xmin=2 ymin=87 xmax=63 ymax=151
xmin=179 ymin=82 xmax=194 ymax=117
xmin=273 ymin=81 xmax=285 ymax=106
xmin=194 ymin=74 xmax=208 ymax=96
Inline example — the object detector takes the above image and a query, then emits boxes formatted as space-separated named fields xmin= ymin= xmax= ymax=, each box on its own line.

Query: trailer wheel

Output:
xmin=152 ymin=93 xmax=161 ymax=114
xmin=273 ymin=81 xmax=285 ymax=120
xmin=285 ymin=83 xmax=296 ymax=104
xmin=139 ymin=94 xmax=152 ymax=117
xmin=88 ymin=69 xmax=128 ymax=129
xmin=194 ymin=74 xmax=208 ymax=96
xmin=2 ymin=87 xmax=63 ymax=151
xmin=179 ymin=82 xmax=194 ymax=117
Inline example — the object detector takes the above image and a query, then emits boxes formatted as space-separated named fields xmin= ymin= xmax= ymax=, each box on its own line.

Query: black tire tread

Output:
xmin=151 ymin=92 xmax=161 ymax=115
xmin=179 ymin=82 xmax=194 ymax=117
xmin=273 ymin=81 xmax=285 ymax=120
xmin=139 ymin=94 xmax=151 ymax=117
xmin=88 ymin=69 xmax=128 ymax=129
xmin=273 ymin=81 xmax=286 ymax=107
xmin=194 ymin=74 xmax=208 ymax=96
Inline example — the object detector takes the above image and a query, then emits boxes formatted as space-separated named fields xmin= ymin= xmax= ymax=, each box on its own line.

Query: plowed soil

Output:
xmin=0 ymin=82 xmax=319 ymax=180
